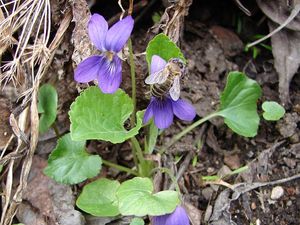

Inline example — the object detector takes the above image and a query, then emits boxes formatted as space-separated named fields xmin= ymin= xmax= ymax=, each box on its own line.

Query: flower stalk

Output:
xmin=128 ymin=0 xmax=134 ymax=15
xmin=128 ymin=38 xmax=136 ymax=127
xmin=131 ymin=137 xmax=145 ymax=164
xmin=102 ymin=159 xmax=138 ymax=176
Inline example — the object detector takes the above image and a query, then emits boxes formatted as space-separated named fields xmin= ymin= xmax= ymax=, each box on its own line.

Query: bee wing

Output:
xmin=145 ymin=69 xmax=169 ymax=84
xmin=169 ymin=76 xmax=181 ymax=101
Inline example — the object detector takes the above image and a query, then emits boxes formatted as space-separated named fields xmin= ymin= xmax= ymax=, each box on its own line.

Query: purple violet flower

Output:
xmin=153 ymin=206 xmax=190 ymax=225
xmin=143 ymin=55 xmax=196 ymax=129
xmin=75 ymin=14 xmax=134 ymax=93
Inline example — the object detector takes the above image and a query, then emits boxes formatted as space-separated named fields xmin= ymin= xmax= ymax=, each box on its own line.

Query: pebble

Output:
xmin=251 ymin=202 xmax=257 ymax=210
xmin=256 ymin=219 xmax=261 ymax=225
xmin=286 ymin=200 xmax=292 ymax=206
xmin=202 ymin=187 xmax=214 ymax=201
xmin=207 ymin=167 xmax=214 ymax=173
xmin=271 ymin=186 xmax=284 ymax=200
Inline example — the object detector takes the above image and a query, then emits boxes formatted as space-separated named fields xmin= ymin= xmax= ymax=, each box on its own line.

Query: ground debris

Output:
xmin=276 ymin=112 xmax=300 ymax=139
xmin=16 ymin=156 xmax=85 ymax=225
xmin=241 ymin=141 xmax=285 ymax=183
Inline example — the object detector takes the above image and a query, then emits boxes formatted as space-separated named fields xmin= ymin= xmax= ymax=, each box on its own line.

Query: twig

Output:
xmin=128 ymin=0 xmax=134 ymax=15
xmin=209 ymin=173 xmax=300 ymax=223
xmin=247 ymin=4 xmax=300 ymax=48
xmin=118 ymin=0 xmax=125 ymax=19
xmin=169 ymin=151 xmax=194 ymax=190
xmin=231 ymin=173 xmax=300 ymax=199
xmin=107 ymin=1 xmax=147 ymax=25
xmin=233 ymin=0 xmax=252 ymax=16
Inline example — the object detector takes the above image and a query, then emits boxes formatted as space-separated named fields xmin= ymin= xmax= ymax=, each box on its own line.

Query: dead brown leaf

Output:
xmin=269 ymin=21 xmax=300 ymax=105
xmin=16 ymin=156 xmax=85 ymax=225
xmin=184 ymin=202 xmax=202 ymax=225
xmin=257 ymin=0 xmax=300 ymax=31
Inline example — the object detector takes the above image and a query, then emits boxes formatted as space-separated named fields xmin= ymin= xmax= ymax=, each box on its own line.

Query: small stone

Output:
xmin=256 ymin=219 xmax=261 ymax=225
xmin=247 ymin=150 xmax=255 ymax=158
xmin=286 ymin=200 xmax=293 ymax=206
xmin=207 ymin=167 xmax=214 ymax=173
xmin=271 ymin=186 xmax=284 ymax=200
xmin=251 ymin=202 xmax=257 ymax=210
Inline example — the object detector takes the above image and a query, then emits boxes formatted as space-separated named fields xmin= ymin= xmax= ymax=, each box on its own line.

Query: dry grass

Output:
xmin=0 ymin=0 xmax=51 ymax=89
xmin=0 ymin=1 xmax=72 ymax=224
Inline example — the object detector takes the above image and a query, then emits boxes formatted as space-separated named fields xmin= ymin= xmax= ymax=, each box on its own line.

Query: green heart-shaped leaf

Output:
xmin=146 ymin=33 xmax=186 ymax=67
xmin=76 ymin=178 xmax=120 ymax=217
xmin=69 ymin=87 xmax=143 ymax=143
xmin=44 ymin=133 xmax=102 ymax=184
xmin=262 ymin=101 xmax=285 ymax=121
xmin=38 ymin=84 xmax=58 ymax=133
xmin=130 ymin=218 xmax=145 ymax=225
xmin=216 ymin=72 xmax=262 ymax=137
xmin=116 ymin=177 xmax=179 ymax=216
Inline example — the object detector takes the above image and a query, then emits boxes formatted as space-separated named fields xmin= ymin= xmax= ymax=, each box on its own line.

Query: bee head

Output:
xmin=169 ymin=58 xmax=186 ymax=76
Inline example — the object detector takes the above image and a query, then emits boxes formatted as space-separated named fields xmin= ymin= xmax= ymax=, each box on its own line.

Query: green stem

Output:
xmin=131 ymin=137 xmax=145 ymax=164
xmin=160 ymin=112 xmax=219 ymax=154
xmin=102 ymin=159 xmax=138 ymax=176
xmin=128 ymin=38 xmax=136 ymax=127
xmin=151 ymin=167 xmax=181 ymax=194
xmin=51 ymin=123 xmax=60 ymax=138
xmin=160 ymin=167 xmax=181 ymax=194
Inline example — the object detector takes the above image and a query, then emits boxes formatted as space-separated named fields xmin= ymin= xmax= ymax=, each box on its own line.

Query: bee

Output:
xmin=145 ymin=58 xmax=185 ymax=101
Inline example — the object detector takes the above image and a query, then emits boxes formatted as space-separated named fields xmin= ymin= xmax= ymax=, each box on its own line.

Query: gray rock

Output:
xmin=271 ymin=186 xmax=284 ymax=200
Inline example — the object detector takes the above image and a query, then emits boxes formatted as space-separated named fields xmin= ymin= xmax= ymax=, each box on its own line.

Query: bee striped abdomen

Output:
xmin=151 ymin=79 xmax=172 ymax=99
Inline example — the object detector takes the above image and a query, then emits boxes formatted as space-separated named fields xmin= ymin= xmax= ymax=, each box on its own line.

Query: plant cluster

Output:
xmin=38 ymin=12 xmax=285 ymax=225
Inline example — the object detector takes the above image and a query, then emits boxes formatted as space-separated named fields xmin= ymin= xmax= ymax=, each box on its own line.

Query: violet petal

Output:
xmin=153 ymin=215 xmax=167 ymax=225
xmin=88 ymin=14 xmax=108 ymax=51
xmin=98 ymin=55 xmax=122 ymax=93
xmin=143 ymin=98 xmax=154 ymax=124
xmin=105 ymin=16 xmax=134 ymax=52
xmin=152 ymin=98 xmax=173 ymax=129
xmin=165 ymin=206 xmax=190 ymax=225
xmin=153 ymin=206 xmax=190 ymax=225
xmin=150 ymin=55 xmax=167 ymax=74
xmin=172 ymin=99 xmax=196 ymax=121
xmin=74 ymin=55 xmax=103 ymax=83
